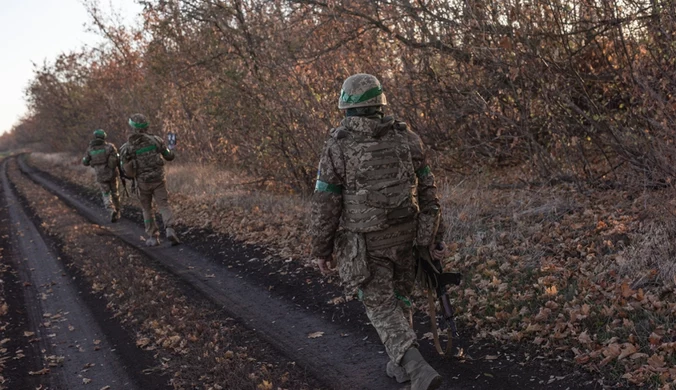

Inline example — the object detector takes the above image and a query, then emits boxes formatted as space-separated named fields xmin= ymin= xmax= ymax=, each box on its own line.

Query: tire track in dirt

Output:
xmin=16 ymin=156 xmax=396 ymax=389
xmin=1 ymin=159 xmax=138 ymax=389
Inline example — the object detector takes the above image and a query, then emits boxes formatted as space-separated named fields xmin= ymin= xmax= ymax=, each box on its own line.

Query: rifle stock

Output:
xmin=415 ymin=246 xmax=462 ymax=353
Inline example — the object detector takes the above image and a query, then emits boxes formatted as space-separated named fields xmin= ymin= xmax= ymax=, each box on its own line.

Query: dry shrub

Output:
xmin=617 ymin=218 xmax=676 ymax=289
xmin=30 ymin=152 xmax=92 ymax=181
xmin=438 ymin=175 xmax=580 ymax=263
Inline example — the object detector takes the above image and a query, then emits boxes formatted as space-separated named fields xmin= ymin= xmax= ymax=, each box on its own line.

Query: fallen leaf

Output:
xmin=308 ymin=331 xmax=324 ymax=339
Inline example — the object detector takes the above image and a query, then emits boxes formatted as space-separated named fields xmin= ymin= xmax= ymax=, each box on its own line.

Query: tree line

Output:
xmin=2 ymin=0 xmax=676 ymax=192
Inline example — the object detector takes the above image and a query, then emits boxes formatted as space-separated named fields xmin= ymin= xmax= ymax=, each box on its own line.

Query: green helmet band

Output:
xmin=340 ymin=86 xmax=383 ymax=105
xmin=93 ymin=129 xmax=106 ymax=138
xmin=128 ymin=118 xmax=149 ymax=129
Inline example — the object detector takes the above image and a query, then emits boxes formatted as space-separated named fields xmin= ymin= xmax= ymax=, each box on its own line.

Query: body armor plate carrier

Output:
xmin=336 ymin=119 xmax=419 ymax=250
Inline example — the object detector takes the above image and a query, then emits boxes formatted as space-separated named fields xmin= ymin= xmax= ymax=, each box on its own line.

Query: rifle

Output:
xmin=415 ymin=245 xmax=462 ymax=356
xmin=117 ymin=165 xmax=130 ymax=198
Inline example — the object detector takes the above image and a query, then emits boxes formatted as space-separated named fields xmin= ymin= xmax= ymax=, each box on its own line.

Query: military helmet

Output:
xmin=93 ymin=129 xmax=107 ymax=139
xmin=128 ymin=113 xmax=149 ymax=132
xmin=338 ymin=73 xmax=388 ymax=109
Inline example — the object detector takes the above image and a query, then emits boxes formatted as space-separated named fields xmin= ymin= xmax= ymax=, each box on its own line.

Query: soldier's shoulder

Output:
xmin=329 ymin=125 xmax=350 ymax=140
xmin=394 ymin=120 xmax=408 ymax=132
xmin=119 ymin=142 xmax=131 ymax=155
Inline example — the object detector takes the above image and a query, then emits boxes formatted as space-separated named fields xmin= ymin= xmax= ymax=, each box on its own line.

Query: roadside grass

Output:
xmin=28 ymin=153 xmax=676 ymax=387
xmin=8 ymin=158 xmax=320 ymax=389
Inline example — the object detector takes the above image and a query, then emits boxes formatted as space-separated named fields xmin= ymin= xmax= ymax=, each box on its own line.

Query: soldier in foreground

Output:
xmin=310 ymin=74 xmax=447 ymax=390
xmin=119 ymin=113 xmax=180 ymax=247
xmin=82 ymin=129 xmax=121 ymax=222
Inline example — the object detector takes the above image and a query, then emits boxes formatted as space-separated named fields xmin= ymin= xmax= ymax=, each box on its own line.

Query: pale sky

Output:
xmin=0 ymin=0 xmax=143 ymax=135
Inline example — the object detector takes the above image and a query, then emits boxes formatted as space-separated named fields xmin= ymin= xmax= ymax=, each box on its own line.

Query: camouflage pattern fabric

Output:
xmin=82 ymin=139 xmax=119 ymax=183
xmin=98 ymin=178 xmax=121 ymax=214
xmin=310 ymin=115 xmax=445 ymax=365
xmin=138 ymin=180 xmax=174 ymax=238
xmin=120 ymin=131 xmax=176 ymax=239
xmin=119 ymin=133 xmax=174 ymax=183
xmin=361 ymin=242 xmax=418 ymax=364
xmin=310 ymin=116 xmax=445 ymax=258
xmin=83 ymin=139 xmax=120 ymax=213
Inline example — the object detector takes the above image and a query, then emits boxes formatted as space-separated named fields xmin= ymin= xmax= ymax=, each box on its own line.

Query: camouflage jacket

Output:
xmin=82 ymin=139 xmax=119 ymax=183
xmin=309 ymin=116 xmax=445 ymax=258
xmin=119 ymin=133 xmax=175 ymax=183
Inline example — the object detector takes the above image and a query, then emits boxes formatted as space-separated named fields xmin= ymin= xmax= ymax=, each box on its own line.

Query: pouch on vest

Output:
xmin=416 ymin=206 xmax=441 ymax=246
xmin=122 ymin=159 xmax=137 ymax=178
xmin=107 ymin=151 xmax=119 ymax=170
xmin=335 ymin=231 xmax=371 ymax=296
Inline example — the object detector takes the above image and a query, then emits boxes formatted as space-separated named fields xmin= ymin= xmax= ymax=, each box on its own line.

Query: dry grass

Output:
xmin=29 ymin=153 xmax=312 ymax=259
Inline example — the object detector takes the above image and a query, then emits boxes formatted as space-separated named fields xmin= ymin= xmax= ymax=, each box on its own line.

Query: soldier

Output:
xmin=119 ymin=113 xmax=180 ymax=247
xmin=82 ymin=129 xmax=121 ymax=222
xmin=309 ymin=74 xmax=447 ymax=390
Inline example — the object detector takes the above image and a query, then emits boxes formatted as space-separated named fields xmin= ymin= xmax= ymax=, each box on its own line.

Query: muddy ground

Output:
xmin=0 ymin=153 xmax=615 ymax=389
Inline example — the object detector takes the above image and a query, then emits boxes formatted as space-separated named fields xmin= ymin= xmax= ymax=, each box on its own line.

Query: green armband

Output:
xmin=416 ymin=165 xmax=431 ymax=178
xmin=315 ymin=180 xmax=342 ymax=194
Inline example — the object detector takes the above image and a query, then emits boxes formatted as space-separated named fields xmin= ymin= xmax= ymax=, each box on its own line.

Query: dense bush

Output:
xmin=2 ymin=0 xmax=676 ymax=191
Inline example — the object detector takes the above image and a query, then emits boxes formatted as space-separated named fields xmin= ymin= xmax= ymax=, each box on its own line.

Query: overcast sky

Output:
xmin=0 ymin=0 xmax=142 ymax=135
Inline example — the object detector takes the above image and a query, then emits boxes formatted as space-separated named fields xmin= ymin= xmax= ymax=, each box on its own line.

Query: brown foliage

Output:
xmin=7 ymin=0 xmax=676 ymax=191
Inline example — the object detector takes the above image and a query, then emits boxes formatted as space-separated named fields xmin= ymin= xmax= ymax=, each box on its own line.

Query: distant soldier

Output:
xmin=310 ymin=74 xmax=447 ymax=390
xmin=119 ymin=113 xmax=180 ymax=247
xmin=82 ymin=129 xmax=121 ymax=222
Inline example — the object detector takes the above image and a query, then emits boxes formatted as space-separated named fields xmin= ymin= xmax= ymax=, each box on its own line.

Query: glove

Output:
xmin=316 ymin=255 xmax=336 ymax=275
xmin=430 ymin=241 xmax=449 ymax=261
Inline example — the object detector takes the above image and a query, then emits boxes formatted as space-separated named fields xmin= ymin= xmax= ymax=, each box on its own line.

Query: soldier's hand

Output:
xmin=430 ymin=242 xmax=449 ymax=261
xmin=316 ymin=255 xmax=335 ymax=275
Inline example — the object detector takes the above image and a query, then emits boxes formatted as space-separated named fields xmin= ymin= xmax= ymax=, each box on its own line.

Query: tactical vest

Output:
xmin=124 ymin=134 xmax=165 ymax=183
xmin=88 ymin=143 xmax=116 ymax=182
xmin=88 ymin=144 xmax=110 ymax=166
xmin=336 ymin=120 xmax=419 ymax=249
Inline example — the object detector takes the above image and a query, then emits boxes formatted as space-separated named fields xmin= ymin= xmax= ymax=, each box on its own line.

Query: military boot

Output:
xmin=166 ymin=228 xmax=181 ymax=246
xmin=386 ymin=360 xmax=410 ymax=383
xmin=145 ymin=235 xmax=160 ymax=247
xmin=401 ymin=348 xmax=442 ymax=390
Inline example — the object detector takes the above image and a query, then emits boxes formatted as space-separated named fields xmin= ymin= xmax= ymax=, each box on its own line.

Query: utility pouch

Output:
xmin=108 ymin=153 xmax=119 ymax=170
xmin=122 ymin=159 xmax=137 ymax=179
xmin=416 ymin=206 xmax=441 ymax=247
xmin=335 ymin=231 xmax=371 ymax=296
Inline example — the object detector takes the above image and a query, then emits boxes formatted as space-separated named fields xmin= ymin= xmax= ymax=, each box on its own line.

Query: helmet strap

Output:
xmin=346 ymin=106 xmax=384 ymax=118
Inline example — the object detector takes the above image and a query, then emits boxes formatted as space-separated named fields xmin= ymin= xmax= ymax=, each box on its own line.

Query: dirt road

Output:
xmin=1 ymin=153 xmax=604 ymax=390
xmin=1 ymin=159 xmax=138 ymax=389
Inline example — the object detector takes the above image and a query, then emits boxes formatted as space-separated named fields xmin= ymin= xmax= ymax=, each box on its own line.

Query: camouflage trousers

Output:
xmin=336 ymin=231 xmax=418 ymax=365
xmin=98 ymin=178 xmax=120 ymax=213
xmin=137 ymin=180 xmax=174 ymax=237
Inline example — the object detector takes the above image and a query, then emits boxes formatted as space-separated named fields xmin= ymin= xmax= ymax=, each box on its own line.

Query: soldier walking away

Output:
xmin=82 ymin=129 xmax=122 ymax=222
xmin=310 ymin=74 xmax=448 ymax=390
xmin=119 ymin=113 xmax=181 ymax=247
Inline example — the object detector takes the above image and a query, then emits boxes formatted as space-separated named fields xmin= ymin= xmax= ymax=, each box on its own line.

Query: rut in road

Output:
xmin=1 ymin=159 xmax=138 ymax=390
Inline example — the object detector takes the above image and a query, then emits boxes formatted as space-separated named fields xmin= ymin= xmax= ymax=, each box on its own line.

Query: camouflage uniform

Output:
xmin=119 ymin=114 xmax=179 ymax=246
xmin=82 ymin=130 xmax=121 ymax=222
xmin=310 ymin=75 xmax=445 ymax=378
